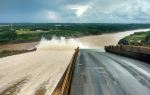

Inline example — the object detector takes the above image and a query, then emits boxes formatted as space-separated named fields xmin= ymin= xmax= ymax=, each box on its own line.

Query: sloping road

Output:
xmin=70 ymin=49 xmax=150 ymax=95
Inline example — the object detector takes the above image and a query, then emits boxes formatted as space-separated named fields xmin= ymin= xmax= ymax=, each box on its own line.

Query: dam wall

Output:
xmin=105 ymin=45 xmax=150 ymax=63
xmin=51 ymin=47 xmax=79 ymax=95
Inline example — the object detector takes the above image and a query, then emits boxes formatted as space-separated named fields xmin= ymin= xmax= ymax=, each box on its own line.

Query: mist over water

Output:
xmin=36 ymin=28 xmax=150 ymax=51
xmin=36 ymin=36 xmax=89 ymax=50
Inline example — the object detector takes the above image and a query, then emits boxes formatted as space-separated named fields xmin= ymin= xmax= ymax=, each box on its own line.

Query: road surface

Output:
xmin=70 ymin=49 xmax=150 ymax=95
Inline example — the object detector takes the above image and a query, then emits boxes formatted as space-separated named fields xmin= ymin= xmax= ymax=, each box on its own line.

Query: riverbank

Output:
xmin=0 ymin=48 xmax=36 ymax=58
xmin=118 ymin=31 xmax=150 ymax=47
xmin=0 ymin=42 xmax=38 ymax=52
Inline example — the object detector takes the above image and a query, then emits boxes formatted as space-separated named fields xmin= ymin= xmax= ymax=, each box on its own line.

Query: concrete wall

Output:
xmin=52 ymin=47 xmax=79 ymax=95
xmin=105 ymin=45 xmax=150 ymax=63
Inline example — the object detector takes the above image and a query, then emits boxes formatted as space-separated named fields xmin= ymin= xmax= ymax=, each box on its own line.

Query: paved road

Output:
xmin=70 ymin=49 xmax=150 ymax=95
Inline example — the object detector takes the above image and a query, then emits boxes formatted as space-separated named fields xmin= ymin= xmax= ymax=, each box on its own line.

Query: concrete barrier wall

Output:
xmin=0 ymin=48 xmax=37 ymax=58
xmin=105 ymin=45 xmax=150 ymax=63
xmin=52 ymin=47 xmax=79 ymax=95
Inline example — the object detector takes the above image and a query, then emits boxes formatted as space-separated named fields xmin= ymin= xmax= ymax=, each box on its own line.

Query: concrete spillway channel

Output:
xmin=69 ymin=49 xmax=150 ymax=95
xmin=51 ymin=47 xmax=79 ymax=95
xmin=0 ymin=46 xmax=78 ymax=95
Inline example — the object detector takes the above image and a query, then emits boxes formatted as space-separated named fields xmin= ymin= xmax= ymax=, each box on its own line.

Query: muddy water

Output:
xmin=77 ymin=28 xmax=150 ymax=49
xmin=0 ymin=50 xmax=75 ymax=95
xmin=0 ymin=37 xmax=79 ymax=95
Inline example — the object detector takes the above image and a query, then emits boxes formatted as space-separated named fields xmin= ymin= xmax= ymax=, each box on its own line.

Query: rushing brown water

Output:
xmin=77 ymin=28 xmax=150 ymax=49
xmin=0 ymin=37 xmax=80 ymax=95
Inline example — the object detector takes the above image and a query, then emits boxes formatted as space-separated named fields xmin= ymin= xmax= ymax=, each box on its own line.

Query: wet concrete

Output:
xmin=70 ymin=49 xmax=150 ymax=95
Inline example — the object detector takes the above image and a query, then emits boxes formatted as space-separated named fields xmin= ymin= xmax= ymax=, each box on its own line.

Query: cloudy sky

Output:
xmin=0 ymin=0 xmax=150 ymax=23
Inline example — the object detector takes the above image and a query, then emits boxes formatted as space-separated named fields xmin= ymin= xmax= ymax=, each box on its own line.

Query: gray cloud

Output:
xmin=0 ymin=0 xmax=150 ymax=23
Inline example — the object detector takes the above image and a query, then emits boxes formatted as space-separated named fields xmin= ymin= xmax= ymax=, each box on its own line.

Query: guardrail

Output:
xmin=52 ymin=47 xmax=79 ymax=95
xmin=105 ymin=45 xmax=150 ymax=63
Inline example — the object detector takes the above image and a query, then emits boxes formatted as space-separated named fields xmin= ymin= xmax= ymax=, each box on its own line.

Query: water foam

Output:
xmin=36 ymin=36 xmax=89 ymax=50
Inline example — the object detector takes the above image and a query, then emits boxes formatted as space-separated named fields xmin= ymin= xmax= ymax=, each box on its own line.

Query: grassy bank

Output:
xmin=119 ymin=31 xmax=150 ymax=46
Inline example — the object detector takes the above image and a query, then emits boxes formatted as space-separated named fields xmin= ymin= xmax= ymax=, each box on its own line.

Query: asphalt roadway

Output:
xmin=70 ymin=49 xmax=150 ymax=95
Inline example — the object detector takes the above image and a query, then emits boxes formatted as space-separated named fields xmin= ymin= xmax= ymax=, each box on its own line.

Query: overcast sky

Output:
xmin=0 ymin=0 xmax=150 ymax=23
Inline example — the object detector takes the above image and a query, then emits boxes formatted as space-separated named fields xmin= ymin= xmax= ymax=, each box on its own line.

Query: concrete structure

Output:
xmin=105 ymin=45 xmax=150 ymax=63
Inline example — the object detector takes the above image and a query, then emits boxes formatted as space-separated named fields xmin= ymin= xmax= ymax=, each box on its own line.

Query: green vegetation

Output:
xmin=119 ymin=31 xmax=150 ymax=46
xmin=0 ymin=23 xmax=150 ymax=44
